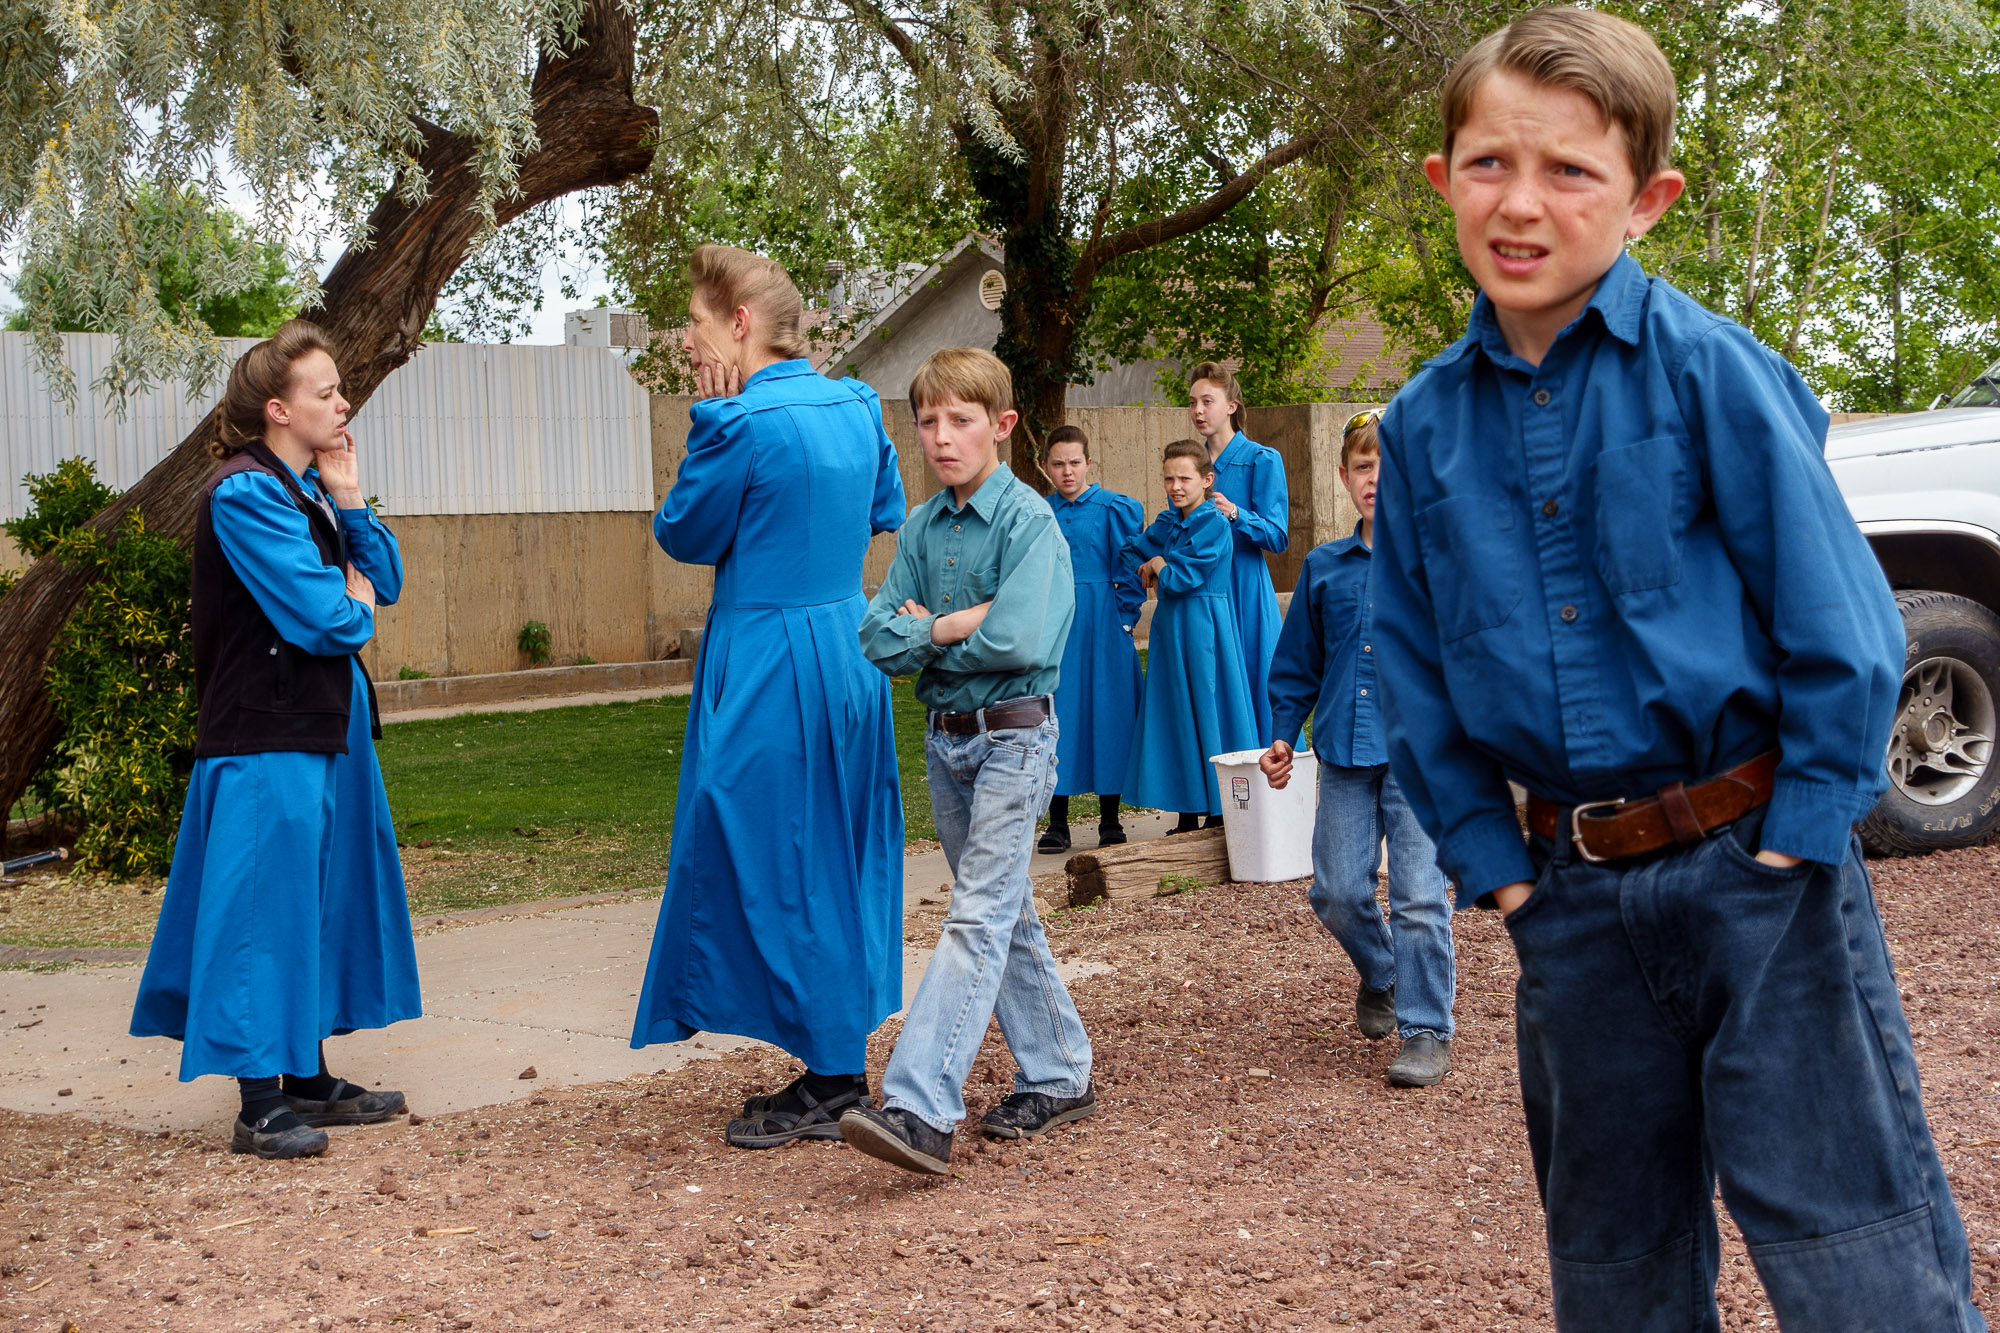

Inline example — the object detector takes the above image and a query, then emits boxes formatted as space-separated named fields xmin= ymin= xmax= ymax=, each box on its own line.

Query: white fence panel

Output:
xmin=0 ymin=333 xmax=652 ymax=520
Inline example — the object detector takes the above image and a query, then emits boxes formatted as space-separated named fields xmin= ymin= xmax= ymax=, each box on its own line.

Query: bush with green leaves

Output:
xmin=3 ymin=460 xmax=196 ymax=877
xmin=518 ymin=620 xmax=552 ymax=666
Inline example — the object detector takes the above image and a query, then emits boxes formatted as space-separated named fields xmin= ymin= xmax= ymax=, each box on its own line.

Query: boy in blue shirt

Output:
xmin=846 ymin=348 xmax=1095 ymax=1176
xmin=1372 ymin=9 xmax=1982 ymax=1329
xmin=1260 ymin=411 xmax=1455 ymax=1089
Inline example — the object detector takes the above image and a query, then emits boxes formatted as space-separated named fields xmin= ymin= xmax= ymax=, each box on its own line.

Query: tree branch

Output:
xmin=1072 ymin=129 xmax=1325 ymax=291
xmin=836 ymin=0 xmax=928 ymax=79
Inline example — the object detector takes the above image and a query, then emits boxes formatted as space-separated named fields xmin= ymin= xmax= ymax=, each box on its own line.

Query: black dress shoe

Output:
xmin=979 ymin=1083 xmax=1096 ymax=1138
xmin=1096 ymin=823 xmax=1127 ymax=847
xmin=231 ymin=1112 xmax=329 ymax=1160
xmin=1385 ymin=1033 xmax=1452 ymax=1087
xmin=838 ymin=1105 xmax=954 ymax=1175
xmin=283 ymin=1080 xmax=407 ymax=1127
xmin=1037 ymin=825 xmax=1071 ymax=854
xmin=1355 ymin=983 xmax=1397 ymax=1040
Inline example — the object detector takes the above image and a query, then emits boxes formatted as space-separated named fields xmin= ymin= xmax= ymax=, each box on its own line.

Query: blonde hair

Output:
xmin=688 ymin=244 xmax=811 ymax=360
xmin=1341 ymin=412 xmax=1381 ymax=469
xmin=213 ymin=319 xmax=335 ymax=460
xmin=1186 ymin=362 xmax=1244 ymax=434
xmin=909 ymin=347 xmax=1014 ymax=419
xmin=1441 ymin=7 xmax=1677 ymax=185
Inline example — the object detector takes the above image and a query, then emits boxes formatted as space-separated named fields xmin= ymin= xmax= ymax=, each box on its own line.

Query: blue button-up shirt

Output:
xmin=1373 ymin=254 xmax=1904 ymax=906
xmin=1268 ymin=523 xmax=1383 ymax=768
xmin=859 ymin=464 xmax=1076 ymax=713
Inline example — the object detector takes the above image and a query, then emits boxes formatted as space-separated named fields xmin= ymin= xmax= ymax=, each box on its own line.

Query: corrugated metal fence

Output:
xmin=0 ymin=333 xmax=653 ymax=520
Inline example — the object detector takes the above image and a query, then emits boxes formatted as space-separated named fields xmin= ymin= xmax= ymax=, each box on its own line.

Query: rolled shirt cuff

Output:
xmin=1759 ymin=776 xmax=1880 ymax=865
xmin=1438 ymin=811 xmax=1538 ymax=911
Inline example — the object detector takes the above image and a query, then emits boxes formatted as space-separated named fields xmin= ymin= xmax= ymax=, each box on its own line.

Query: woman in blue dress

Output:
xmin=1038 ymin=425 xmax=1145 ymax=853
xmin=1188 ymin=362 xmax=1289 ymax=742
xmin=1122 ymin=440 xmax=1261 ymax=829
xmin=631 ymin=246 xmax=907 ymax=1149
xmin=131 ymin=320 xmax=419 ymax=1160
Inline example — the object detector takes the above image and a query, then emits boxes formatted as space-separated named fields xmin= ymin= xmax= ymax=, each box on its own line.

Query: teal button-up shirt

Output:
xmin=859 ymin=464 xmax=1076 ymax=713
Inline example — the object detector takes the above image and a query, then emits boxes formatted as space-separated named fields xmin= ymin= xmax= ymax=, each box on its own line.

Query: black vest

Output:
xmin=191 ymin=441 xmax=381 ymax=757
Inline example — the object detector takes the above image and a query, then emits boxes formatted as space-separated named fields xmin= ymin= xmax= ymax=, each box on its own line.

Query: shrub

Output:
xmin=3 ymin=460 xmax=195 ymax=877
xmin=518 ymin=620 xmax=552 ymax=666
xmin=398 ymin=665 xmax=432 ymax=680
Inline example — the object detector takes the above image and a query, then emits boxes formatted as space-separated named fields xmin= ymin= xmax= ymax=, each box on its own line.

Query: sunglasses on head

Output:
xmin=1344 ymin=408 xmax=1384 ymax=435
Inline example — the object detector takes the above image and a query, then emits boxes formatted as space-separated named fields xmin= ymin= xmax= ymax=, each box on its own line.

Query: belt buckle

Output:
xmin=1569 ymin=798 xmax=1628 ymax=864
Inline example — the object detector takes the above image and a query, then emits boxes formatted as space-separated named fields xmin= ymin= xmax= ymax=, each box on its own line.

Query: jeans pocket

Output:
xmin=1716 ymin=817 xmax=1818 ymax=881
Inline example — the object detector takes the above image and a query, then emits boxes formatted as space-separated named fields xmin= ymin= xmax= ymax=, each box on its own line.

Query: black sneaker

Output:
xmin=838 ymin=1105 xmax=953 ymax=1175
xmin=1385 ymin=1034 xmax=1451 ymax=1087
xmin=231 ymin=1112 xmax=330 ymax=1160
xmin=979 ymin=1084 xmax=1096 ymax=1139
xmin=1037 ymin=825 xmax=1072 ymax=854
xmin=1097 ymin=823 xmax=1128 ymax=847
xmin=283 ymin=1080 xmax=407 ymax=1127
xmin=726 ymin=1079 xmax=869 ymax=1149
xmin=1355 ymin=983 xmax=1397 ymax=1041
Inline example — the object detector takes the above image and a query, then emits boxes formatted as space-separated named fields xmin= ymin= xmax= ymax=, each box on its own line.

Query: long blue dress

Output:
xmin=1210 ymin=431 xmax=1290 ymax=742
xmin=631 ymin=359 xmax=907 ymax=1075
xmin=131 ymin=469 xmax=422 ymax=1081
xmin=1121 ymin=501 xmax=1260 ymax=816
xmin=1048 ymin=484 xmax=1145 ymax=796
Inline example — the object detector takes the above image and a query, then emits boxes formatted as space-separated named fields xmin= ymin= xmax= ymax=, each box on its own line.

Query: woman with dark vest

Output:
xmin=131 ymin=320 xmax=419 ymax=1159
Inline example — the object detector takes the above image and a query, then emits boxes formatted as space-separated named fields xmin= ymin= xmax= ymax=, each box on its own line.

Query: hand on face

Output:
xmin=313 ymin=429 xmax=363 ymax=508
xmin=684 ymin=295 xmax=743 ymax=400
xmin=694 ymin=358 xmax=743 ymax=401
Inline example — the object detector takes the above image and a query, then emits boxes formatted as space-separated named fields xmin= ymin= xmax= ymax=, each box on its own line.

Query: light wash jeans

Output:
xmin=880 ymin=715 xmax=1093 ymax=1131
xmin=1309 ymin=762 xmax=1456 ymax=1040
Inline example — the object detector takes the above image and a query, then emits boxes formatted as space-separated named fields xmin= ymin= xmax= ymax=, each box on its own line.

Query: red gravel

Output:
xmin=2 ymin=847 xmax=1996 ymax=1332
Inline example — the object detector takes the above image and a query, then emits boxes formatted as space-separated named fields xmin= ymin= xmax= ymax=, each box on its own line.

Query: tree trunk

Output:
xmin=0 ymin=0 xmax=658 ymax=840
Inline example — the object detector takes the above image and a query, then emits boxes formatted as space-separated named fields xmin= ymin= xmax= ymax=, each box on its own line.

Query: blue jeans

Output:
xmin=1511 ymin=805 xmax=1984 ymax=1332
xmin=881 ymin=716 xmax=1093 ymax=1131
xmin=1308 ymin=763 xmax=1456 ymax=1040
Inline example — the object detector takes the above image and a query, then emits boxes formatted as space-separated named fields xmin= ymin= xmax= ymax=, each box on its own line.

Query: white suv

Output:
xmin=1830 ymin=379 xmax=2000 ymax=854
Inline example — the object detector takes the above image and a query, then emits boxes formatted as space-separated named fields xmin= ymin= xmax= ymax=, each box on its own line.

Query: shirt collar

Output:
xmin=1330 ymin=518 xmax=1371 ymax=556
xmin=1450 ymin=250 xmax=1649 ymax=370
xmin=941 ymin=463 xmax=1015 ymax=521
xmin=1053 ymin=482 xmax=1099 ymax=508
xmin=1214 ymin=431 xmax=1249 ymax=465
xmin=742 ymin=358 xmax=818 ymax=391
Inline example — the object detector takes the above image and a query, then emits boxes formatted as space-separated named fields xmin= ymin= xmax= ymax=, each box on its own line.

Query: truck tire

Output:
xmin=1860 ymin=590 xmax=2000 ymax=856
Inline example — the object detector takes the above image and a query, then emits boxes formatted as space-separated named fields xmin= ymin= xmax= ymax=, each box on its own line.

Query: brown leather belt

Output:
xmin=930 ymin=695 xmax=1053 ymax=736
xmin=1526 ymin=750 xmax=1781 ymax=864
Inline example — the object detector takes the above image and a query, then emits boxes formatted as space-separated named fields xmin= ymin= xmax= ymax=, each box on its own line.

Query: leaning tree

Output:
xmin=0 ymin=0 xmax=658 ymax=836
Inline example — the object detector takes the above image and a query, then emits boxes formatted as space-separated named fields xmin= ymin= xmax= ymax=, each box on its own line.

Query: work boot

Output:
xmin=1355 ymin=983 xmax=1397 ymax=1040
xmin=1385 ymin=1034 xmax=1451 ymax=1087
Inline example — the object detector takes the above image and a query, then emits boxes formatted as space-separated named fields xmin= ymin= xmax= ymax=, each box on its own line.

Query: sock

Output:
xmin=238 ymin=1076 xmax=304 ymax=1131
xmin=281 ymin=1042 xmax=344 ymax=1101
xmin=801 ymin=1070 xmax=866 ymax=1101
xmin=1046 ymin=794 xmax=1069 ymax=829
xmin=1099 ymin=795 xmax=1122 ymax=828
xmin=1175 ymin=811 xmax=1201 ymax=833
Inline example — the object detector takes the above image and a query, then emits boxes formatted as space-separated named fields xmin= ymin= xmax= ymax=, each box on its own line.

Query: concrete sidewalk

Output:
xmin=0 ymin=812 xmax=1169 ymax=1133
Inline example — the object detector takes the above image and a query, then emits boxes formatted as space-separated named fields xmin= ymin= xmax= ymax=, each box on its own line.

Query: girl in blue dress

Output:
xmin=1122 ymin=440 xmax=1261 ymax=829
xmin=630 ymin=246 xmax=907 ymax=1149
xmin=1039 ymin=425 xmax=1145 ymax=853
xmin=1187 ymin=362 xmax=1289 ymax=742
xmin=131 ymin=320 xmax=419 ymax=1160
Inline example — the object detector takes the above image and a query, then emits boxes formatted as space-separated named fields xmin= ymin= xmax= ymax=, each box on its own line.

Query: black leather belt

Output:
xmin=930 ymin=695 xmax=1053 ymax=736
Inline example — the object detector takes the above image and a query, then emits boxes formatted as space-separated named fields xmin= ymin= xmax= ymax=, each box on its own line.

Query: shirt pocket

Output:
xmin=1592 ymin=435 xmax=1690 ymax=595
xmin=1414 ymin=495 xmax=1521 ymax=641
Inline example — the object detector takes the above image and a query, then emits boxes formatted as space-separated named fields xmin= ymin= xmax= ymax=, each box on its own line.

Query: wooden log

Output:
xmin=1062 ymin=828 xmax=1231 ymax=908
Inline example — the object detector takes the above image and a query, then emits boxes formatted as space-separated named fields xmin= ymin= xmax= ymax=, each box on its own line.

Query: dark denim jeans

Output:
xmin=1509 ymin=806 xmax=1984 ymax=1332
xmin=1309 ymin=763 xmax=1456 ymax=1039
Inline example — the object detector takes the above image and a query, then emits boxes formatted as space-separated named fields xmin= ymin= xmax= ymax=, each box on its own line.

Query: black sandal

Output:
xmin=726 ymin=1082 xmax=870 ymax=1149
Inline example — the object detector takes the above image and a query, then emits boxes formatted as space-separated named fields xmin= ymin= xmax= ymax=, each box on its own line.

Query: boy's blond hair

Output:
xmin=909 ymin=347 xmax=1014 ymax=419
xmin=1340 ymin=412 xmax=1381 ymax=471
xmin=1440 ymin=7 xmax=1677 ymax=186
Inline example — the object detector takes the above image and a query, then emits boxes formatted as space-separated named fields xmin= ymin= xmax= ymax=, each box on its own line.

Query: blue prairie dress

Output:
xmin=1121 ymin=501 xmax=1260 ymax=815
xmin=1048 ymin=484 xmax=1146 ymax=796
xmin=631 ymin=360 xmax=907 ymax=1075
xmin=1210 ymin=431 xmax=1290 ymax=741
xmin=131 ymin=468 xmax=421 ymax=1081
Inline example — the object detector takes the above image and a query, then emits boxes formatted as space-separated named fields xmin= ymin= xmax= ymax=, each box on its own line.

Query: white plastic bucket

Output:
xmin=1208 ymin=748 xmax=1319 ymax=882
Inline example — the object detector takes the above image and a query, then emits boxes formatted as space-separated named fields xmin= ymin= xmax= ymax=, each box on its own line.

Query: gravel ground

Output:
xmin=2 ymin=846 xmax=1996 ymax=1332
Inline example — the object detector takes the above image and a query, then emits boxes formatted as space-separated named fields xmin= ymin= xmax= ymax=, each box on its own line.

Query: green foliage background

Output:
xmin=1 ymin=462 xmax=196 ymax=877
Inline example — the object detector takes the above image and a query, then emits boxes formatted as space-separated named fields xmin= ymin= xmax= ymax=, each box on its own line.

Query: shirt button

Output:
xmin=948 ymin=558 xmax=955 ymax=566
xmin=1560 ymin=604 xmax=1579 ymax=623
xmin=1533 ymin=389 xmax=1552 ymax=406
xmin=953 ymin=524 xmax=962 ymax=532
xmin=1359 ymin=688 xmax=1369 ymax=696
xmin=1543 ymin=498 xmax=1560 ymax=517
xmin=1363 ymin=643 xmax=1372 ymax=652
xmin=944 ymin=595 xmax=952 ymax=604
